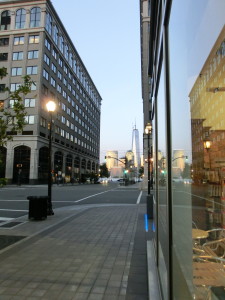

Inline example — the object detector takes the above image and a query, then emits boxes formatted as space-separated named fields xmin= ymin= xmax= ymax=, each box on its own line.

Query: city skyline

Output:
xmin=52 ymin=0 xmax=143 ymax=163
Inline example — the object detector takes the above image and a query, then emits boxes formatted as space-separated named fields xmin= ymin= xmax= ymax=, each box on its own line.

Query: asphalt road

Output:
xmin=0 ymin=182 xmax=144 ymax=221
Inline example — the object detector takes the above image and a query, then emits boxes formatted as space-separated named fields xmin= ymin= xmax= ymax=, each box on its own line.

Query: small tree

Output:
xmin=0 ymin=74 xmax=34 ymax=147
xmin=139 ymin=166 xmax=144 ymax=178
xmin=99 ymin=163 xmax=109 ymax=178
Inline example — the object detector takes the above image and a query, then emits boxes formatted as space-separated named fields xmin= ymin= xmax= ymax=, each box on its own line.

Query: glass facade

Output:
xmin=150 ymin=0 xmax=225 ymax=299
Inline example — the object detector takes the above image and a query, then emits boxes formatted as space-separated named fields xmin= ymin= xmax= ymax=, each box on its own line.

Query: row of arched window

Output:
xmin=0 ymin=7 xmax=41 ymax=31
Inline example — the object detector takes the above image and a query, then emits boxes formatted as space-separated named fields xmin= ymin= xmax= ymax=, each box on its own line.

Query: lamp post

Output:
xmin=145 ymin=122 xmax=152 ymax=194
xmin=204 ymin=139 xmax=211 ymax=169
xmin=46 ymin=100 xmax=56 ymax=215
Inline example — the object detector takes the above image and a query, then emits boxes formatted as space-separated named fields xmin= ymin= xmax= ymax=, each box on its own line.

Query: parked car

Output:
xmin=183 ymin=178 xmax=193 ymax=184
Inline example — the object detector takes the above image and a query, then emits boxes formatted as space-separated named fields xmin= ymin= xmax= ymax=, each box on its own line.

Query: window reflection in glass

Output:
xmin=170 ymin=0 xmax=225 ymax=298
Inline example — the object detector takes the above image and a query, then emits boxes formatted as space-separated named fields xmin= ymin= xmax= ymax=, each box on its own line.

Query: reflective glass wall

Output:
xmin=169 ymin=0 xmax=225 ymax=299
xmin=152 ymin=0 xmax=225 ymax=299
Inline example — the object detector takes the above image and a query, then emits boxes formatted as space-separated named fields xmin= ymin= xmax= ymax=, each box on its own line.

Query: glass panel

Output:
xmin=157 ymin=62 xmax=169 ymax=299
xmin=170 ymin=0 xmax=225 ymax=298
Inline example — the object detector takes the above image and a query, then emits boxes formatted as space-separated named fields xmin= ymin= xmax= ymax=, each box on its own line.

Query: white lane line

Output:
xmin=136 ymin=191 xmax=143 ymax=204
xmin=0 ymin=217 xmax=13 ymax=221
xmin=0 ymin=209 xmax=28 ymax=212
xmin=0 ymin=200 xmax=27 ymax=202
xmin=74 ymin=190 xmax=112 ymax=203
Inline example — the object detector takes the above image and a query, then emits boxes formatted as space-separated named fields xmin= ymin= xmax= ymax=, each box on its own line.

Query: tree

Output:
xmin=139 ymin=166 xmax=144 ymax=178
xmin=181 ymin=163 xmax=191 ymax=178
xmin=99 ymin=163 xmax=109 ymax=178
xmin=0 ymin=74 xmax=34 ymax=147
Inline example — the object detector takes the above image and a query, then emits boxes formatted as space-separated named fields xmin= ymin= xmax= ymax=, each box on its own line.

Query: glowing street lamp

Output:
xmin=204 ymin=140 xmax=211 ymax=151
xmin=46 ymin=100 xmax=56 ymax=215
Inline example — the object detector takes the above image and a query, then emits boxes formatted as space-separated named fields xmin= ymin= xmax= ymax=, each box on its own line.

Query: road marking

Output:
xmin=136 ymin=191 xmax=142 ymax=204
xmin=74 ymin=190 xmax=112 ymax=203
xmin=0 ymin=209 xmax=28 ymax=212
xmin=0 ymin=217 xmax=13 ymax=221
xmin=0 ymin=200 xmax=27 ymax=202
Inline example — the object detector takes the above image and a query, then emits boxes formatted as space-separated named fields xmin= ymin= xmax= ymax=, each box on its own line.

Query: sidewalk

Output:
xmin=0 ymin=194 xmax=152 ymax=299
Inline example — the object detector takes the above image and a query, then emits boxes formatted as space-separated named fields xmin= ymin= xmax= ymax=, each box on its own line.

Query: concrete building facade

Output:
xmin=0 ymin=0 xmax=102 ymax=184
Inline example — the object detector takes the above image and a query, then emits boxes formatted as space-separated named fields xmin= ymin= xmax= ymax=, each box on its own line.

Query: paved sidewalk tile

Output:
xmin=0 ymin=205 xmax=148 ymax=299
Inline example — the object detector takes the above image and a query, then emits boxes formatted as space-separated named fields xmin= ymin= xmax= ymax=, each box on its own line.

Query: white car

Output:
xmin=183 ymin=178 xmax=193 ymax=184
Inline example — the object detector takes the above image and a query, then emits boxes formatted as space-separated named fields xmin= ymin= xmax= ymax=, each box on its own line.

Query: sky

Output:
xmin=52 ymin=0 xmax=143 ymax=163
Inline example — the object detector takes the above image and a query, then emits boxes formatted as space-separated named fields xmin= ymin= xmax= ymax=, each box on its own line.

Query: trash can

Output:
xmin=27 ymin=196 xmax=48 ymax=220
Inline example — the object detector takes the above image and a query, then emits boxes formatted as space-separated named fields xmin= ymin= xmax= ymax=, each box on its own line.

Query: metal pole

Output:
xmin=148 ymin=131 xmax=150 ymax=194
xmin=48 ymin=112 xmax=54 ymax=215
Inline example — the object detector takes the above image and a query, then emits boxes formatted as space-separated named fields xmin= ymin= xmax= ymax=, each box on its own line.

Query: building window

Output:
xmin=43 ymin=69 xmax=49 ymax=80
xmin=0 ymin=37 xmax=9 ymax=46
xmin=44 ymin=54 xmax=50 ymax=65
xmin=14 ymin=36 xmax=24 ymax=45
xmin=63 ymin=78 xmax=67 ymax=86
xmin=29 ymin=35 xmax=39 ymax=44
xmin=31 ymin=82 xmax=37 ymax=90
xmin=15 ymin=9 xmax=26 ymax=29
xmin=12 ymin=51 xmax=23 ymax=61
xmin=28 ymin=50 xmax=38 ymax=59
xmin=57 ymin=71 xmax=62 ymax=80
xmin=53 ymin=25 xmax=58 ymax=44
xmin=11 ymin=67 xmax=22 ymax=76
xmin=40 ymin=117 xmax=46 ymax=128
xmin=50 ymin=77 xmax=56 ymax=87
xmin=57 ymin=84 xmax=62 ymax=93
xmin=52 ymin=48 xmax=57 ymax=60
xmin=24 ymin=98 xmax=35 ymax=107
xmin=1 ymin=10 xmax=11 ymax=30
xmin=25 ymin=115 xmax=35 ymax=124
xmin=60 ymin=129 xmax=65 ymax=137
xmin=62 ymin=103 xmax=66 ymax=111
xmin=59 ymin=36 xmax=64 ymax=53
xmin=45 ymin=38 xmax=51 ymax=51
xmin=7 ymin=116 xmax=15 ymax=124
xmin=64 ymin=44 xmax=69 ymax=60
xmin=0 ymin=100 xmax=4 ymax=109
xmin=45 ymin=12 xmax=52 ymax=34
xmin=0 ymin=53 xmax=8 ymax=61
xmin=30 ymin=7 xmax=41 ymax=28
xmin=63 ymin=90 xmax=67 ymax=98
xmin=58 ymin=56 xmax=63 ymax=67
xmin=64 ymin=65 xmax=68 ymax=74
xmin=61 ymin=116 xmax=65 ymax=124
xmin=9 ymin=99 xmax=17 ymax=108
xmin=10 ymin=83 xmax=20 ymax=91
xmin=27 ymin=66 xmax=37 ymax=75
xmin=51 ymin=63 xmax=56 ymax=73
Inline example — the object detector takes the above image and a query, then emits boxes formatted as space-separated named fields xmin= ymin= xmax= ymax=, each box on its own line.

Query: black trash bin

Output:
xmin=27 ymin=196 xmax=48 ymax=220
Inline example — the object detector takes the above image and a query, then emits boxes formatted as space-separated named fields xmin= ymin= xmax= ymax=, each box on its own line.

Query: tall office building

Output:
xmin=132 ymin=126 xmax=140 ymax=169
xmin=0 ymin=0 xmax=102 ymax=184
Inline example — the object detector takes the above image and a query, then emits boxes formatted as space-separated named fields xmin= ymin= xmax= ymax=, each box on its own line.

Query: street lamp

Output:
xmin=145 ymin=122 xmax=152 ymax=194
xmin=46 ymin=100 xmax=56 ymax=215
xmin=204 ymin=139 xmax=211 ymax=170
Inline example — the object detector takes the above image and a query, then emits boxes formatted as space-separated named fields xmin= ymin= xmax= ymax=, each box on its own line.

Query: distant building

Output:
xmin=106 ymin=150 xmax=118 ymax=170
xmin=173 ymin=149 xmax=185 ymax=172
xmin=110 ymin=166 xmax=124 ymax=178
xmin=132 ymin=126 xmax=141 ymax=169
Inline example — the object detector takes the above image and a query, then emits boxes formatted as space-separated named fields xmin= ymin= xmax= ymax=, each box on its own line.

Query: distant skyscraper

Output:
xmin=132 ymin=126 xmax=140 ymax=169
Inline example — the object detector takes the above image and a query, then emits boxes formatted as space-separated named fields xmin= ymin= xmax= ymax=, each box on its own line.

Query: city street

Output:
xmin=0 ymin=182 xmax=144 ymax=221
